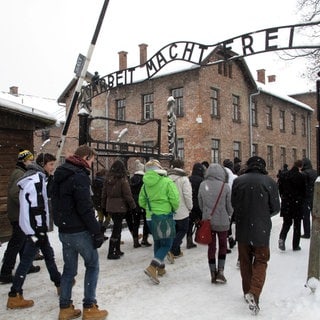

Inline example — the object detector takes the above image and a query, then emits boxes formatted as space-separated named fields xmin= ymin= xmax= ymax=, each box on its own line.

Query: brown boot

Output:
xmin=157 ymin=266 xmax=166 ymax=277
xmin=58 ymin=304 xmax=81 ymax=320
xmin=82 ymin=304 xmax=108 ymax=320
xmin=7 ymin=293 xmax=34 ymax=309
xmin=144 ymin=263 xmax=160 ymax=284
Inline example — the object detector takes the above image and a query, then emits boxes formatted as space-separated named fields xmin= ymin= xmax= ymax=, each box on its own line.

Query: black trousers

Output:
xmin=279 ymin=216 xmax=302 ymax=249
xmin=1 ymin=221 xmax=27 ymax=275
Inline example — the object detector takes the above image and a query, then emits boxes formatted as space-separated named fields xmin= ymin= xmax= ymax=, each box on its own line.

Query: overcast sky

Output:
xmin=0 ymin=0 xmax=316 ymax=99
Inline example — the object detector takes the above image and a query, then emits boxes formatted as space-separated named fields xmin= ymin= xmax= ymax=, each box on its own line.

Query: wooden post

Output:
xmin=306 ymin=177 xmax=320 ymax=291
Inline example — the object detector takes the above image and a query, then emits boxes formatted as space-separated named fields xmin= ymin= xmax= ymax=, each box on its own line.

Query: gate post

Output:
xmin=78 ymin=107 xmax=89 ymax=146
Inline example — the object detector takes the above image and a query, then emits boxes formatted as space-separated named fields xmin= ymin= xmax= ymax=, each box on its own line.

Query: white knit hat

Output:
xmin=145 ymin=159 xmax=167 ymax=176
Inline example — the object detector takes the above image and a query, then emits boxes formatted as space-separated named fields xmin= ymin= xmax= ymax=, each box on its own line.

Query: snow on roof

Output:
xmin=256 ymin=81 xmax=314 ymax=112
xmin=0 ymin=91 xmax=66 ymax=123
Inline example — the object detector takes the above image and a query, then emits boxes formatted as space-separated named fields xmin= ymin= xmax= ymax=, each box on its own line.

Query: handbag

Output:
xmin=195 ymin=183 xmax=225 ymax=245
xmin=143 ymin=186 xmax=176 ymax=240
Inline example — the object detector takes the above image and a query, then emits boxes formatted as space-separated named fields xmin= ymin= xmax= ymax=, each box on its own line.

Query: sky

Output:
xmin=0 ymin=0 xmax=317 ymax=100
xmin=0 ymin=214 xmax=319 ymax=320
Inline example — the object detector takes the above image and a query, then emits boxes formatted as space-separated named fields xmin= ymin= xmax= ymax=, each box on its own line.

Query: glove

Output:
xmin=35 ymin=232 xmax=48 ymax=247
xmin=93 ymin=233 xmax=104 ymax=249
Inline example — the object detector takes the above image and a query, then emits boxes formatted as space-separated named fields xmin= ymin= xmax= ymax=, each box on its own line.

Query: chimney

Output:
xmin=118 ymin=51 xmax=128 ymax=71
xmin=257 ymin=69 xmax=266 ymax=84
xmin=139 ymin=43 xmax=148 ymax=66
xmin=10 ymin=86 xmax=18 ymax=96
xmin=268 ymin=75 xmax=276 ymax=83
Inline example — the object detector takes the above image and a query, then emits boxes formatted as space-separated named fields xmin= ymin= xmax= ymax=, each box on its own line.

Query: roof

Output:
xmin=0 ymin=90 xmax=66 ymax=123
xmin=256 ymin=82 xmax=314 ymax=112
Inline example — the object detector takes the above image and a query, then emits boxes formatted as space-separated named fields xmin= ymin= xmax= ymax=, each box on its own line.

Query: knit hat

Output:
xmin=145 ymin=159 xmax=167 ymax=176
xmin=135 ymin=159 xmax=145 ymax=173
xmin=18 ymin=150 xmax=34 ymax=162
xmin=246 ymin=156 xmax=267 ymax=174
xmin=223 ymin=159 xmax=234 ymax=170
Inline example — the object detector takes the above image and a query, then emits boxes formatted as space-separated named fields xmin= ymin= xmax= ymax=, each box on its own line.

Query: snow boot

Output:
xmin=107 ymin=238 xmax=120 ymax=260
xmin=209 ymin=263 xmax=216 ymax=283
xmin=133 ymin=237 xmax=141 ymax=248
xmin=167 ymin=251 xmax=175 ymax=264
xmin=186 ymin=236 xmax=197 ymax=249
xmin=216 ymin=269 xmax=227 ymax=284
xmin=7 ymin=293 xmax=34 ymax=309
xmin=82 ymin=304 xmax=108 ymax=320
xmin=157 ymin=264 xmax=166 ymax=277
xmin=115 ymin=238 xmax=124 ymax=256
xmin=58 ymin=304 xmax=81 ymax=320
xmin=144 ymin=260 xmax=160 ymax=284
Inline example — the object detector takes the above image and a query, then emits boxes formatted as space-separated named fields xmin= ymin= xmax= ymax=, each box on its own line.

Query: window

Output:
xmin=266 ymin=106 xmax=273 ymax=129
xmin=233 ymin=141 xmax=241 ymax=160
xmin=210 ymin=88 xmax=219 ymax=117
xmin=251 ymin=101 xmax=257 ymax=126
xmin=279 ymin=110 xmax=285 ymax=132
xmin=116 ymin=99 xmax=126 ymax=121
xmin=177 ymin=138 xmax=184 ymax=160
xmin=211 ymin=139 xmax=220 ymax=163
xmin=252 ymin=143 xmax=258 ymax=156
xmin=280 ymin=147 xmax=286 ymax=168
xmin=292 ymin=148 xmax=297 ymax=162
xmin=267 ymin=145 xmax=274 ymax=169
xmin=218 ymin=62 xmax=232 ymax=78
xmin=171 ymin=88 xmax=184 ymax=117
xmin=291 ymin=113 xmax=296 ymax=134
xmin=232 ymin=95 xmax=240 ymax=122
xmin=142 ymin=141 xmax=154 ymax=154
xmin=301 ymin=115 xmax=306 ymax=136
xmin=142 ymin=94 xmax=154 ymax=120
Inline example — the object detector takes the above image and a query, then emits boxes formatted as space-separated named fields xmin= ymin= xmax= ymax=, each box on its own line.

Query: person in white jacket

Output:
xmin=167 ymin=159 xmax=193 ymax=263
xmin=6 ymin=156 xmax=61 ymax=310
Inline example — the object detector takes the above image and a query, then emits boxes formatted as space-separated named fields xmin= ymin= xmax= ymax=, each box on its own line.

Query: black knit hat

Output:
xmin=246 ymin=156 xmax=267 ymax=174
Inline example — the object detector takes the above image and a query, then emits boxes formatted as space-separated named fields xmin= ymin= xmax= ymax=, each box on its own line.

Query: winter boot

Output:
xmin=0 ymin=273 xmax=13 ymax=284
xmin=141 ymin=234 xmax=152 ymax=247
xmin=82 ymin=304 xmax=108 ymax=320
xmin=216 ymin=269 xmax=227 ymax=284
xmin=157 ymin=264 xmax=166 ymax=277
xmin=216 ymin=259 xmax=227 ymax=283
xmin=133 ymin=237 xmax=141 ymax=248
xmin=115 ymin=238 xmax=124 ymax=256
xmin=167 ymin=251 xmax=175 ymax=264
xmin=209 ymin=263 xmax=217 ymax=284
xmin=7 ymin=293 xmax=34 ymax=309
xmin=107 ymin=238 xmax=120 ymax=260
xmin=186 ymin=236 xmax=197 ymax=249
xmin=58 ymin=304 xmax=81 ymax=320
xmin=144 ymin=260 xmax=160 ymax=284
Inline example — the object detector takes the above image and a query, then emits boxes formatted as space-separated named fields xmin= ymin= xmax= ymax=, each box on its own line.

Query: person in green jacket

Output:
xmin=139 ymin=159 xmax=179 ymax=284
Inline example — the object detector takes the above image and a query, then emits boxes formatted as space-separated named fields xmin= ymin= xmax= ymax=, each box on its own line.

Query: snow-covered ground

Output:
xmin=0 ymin=214 xmax=319 ymax=320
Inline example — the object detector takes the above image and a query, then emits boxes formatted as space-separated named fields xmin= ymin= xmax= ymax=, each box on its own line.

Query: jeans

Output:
xmin=59 ymin=231 xmax=99 ymax=308
xmin=1 ymin=221 xmax=27 ymax=275
xmin=147 ymin=221 xmax=173 ymax=262
xmin=171 ymin=217 xmax=189 ymax=256
xmin=238 ymin=243 xmax=270 ymax=302
xmin=10 ymin=236 xmax=61 ymax=295
xmin=208 ymin=230 xmax=228 ymax=262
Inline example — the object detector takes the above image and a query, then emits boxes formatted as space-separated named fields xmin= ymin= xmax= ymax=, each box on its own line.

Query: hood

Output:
xmin=142 ymin=170 xmax=163 ymax=187
xmin=205 ymin=163 xmax=226 ymax=182
xmin=168 ymin=167 xmax=187 ymax=177
xmin=17 ymin=162 xmax=45 ymax=188
xmin=191 ymin=163 xmax=205 ymax=178
xmin=302 ymin=158 xmax=313 ymax=171
xmin=54 ymin=162 xmax=82 ymax=184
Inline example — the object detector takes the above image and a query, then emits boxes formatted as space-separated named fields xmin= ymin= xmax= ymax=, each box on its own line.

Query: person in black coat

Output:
xmin=187 ymin=162 xmax=205 ymax=249
xmin=278 ymin=160 xmax=306 ymax=251
xmin=301 ymin=158 xmax=318 ymax=239
xmin=231 ymin=156 xmax=280 ymax=315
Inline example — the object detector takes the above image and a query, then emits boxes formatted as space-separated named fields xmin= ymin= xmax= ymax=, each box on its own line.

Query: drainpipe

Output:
xmin=249 ymin=88 xmax=261 ymax=156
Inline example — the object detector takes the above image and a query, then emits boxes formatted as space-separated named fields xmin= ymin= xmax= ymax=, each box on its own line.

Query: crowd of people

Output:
xmin=0 ymin=146 xmax=317 ymax=319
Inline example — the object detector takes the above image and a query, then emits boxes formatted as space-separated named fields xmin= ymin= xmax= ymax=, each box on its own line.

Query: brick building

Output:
xmin=58 ymin=46 xmax=315 ymax=179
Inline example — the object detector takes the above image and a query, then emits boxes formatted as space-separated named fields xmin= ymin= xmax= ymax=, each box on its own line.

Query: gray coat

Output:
xmin=198 ymin=164 xmax=233 ymax=232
